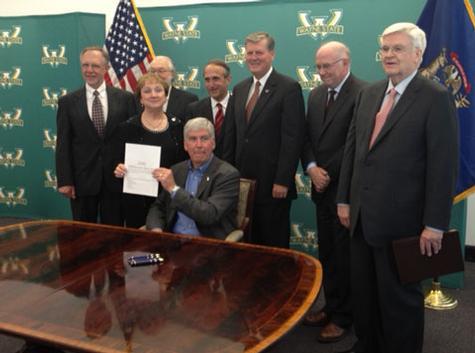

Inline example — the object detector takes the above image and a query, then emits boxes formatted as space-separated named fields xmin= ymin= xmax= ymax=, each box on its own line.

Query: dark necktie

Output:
xmin=214 ymin=102 xmax=224 ymax=138
xmin=92 ymin=90 xmax=105 ymax=137
xmin=369 ymin=88 xmax=397 ymax=148
xmin=245 ymin=81 xmax=261 ymax=122
xmin=324 ymin=89 xmax=337 ymax=119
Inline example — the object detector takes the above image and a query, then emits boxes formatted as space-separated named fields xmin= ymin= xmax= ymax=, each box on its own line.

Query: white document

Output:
xmin=123 ymin=143 xmax=161 ymax=197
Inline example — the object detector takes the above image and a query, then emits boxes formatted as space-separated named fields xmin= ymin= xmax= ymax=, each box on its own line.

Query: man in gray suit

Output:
xmin=146 ymin=117 xmax=240 ymax=240
xmin=336 ymin=23 xmax=458 ymax=353
xmin=301 ymin=41 xmax=366 ymax=343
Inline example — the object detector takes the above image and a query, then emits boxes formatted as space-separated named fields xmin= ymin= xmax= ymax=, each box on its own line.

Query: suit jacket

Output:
xmin=302 ymin=74 xmax=366 ymax=201
xmin=146 ymin=156 xmax=240 ymax=240
xmin=222 ymin=69 xmax=305 ymax=202
xmin=55 ymin=85 xmax=138 ymax=196
xmin=166 ymin=86 xmax=198 ymax=121
xmin=185 ymin=95 xmax=234 ymax=158
xmin=336 ymin=74 xmax=459 ymax=246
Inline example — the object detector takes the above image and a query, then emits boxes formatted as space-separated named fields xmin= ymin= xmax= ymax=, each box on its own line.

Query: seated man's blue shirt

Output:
xmin=172 ymin=156 xmax=214 ymax=236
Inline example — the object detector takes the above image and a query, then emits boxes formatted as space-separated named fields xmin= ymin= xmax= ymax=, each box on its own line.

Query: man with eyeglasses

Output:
xmin=301 ymin=41 xmax=366 ymax=343
xmin=149 ymin=55 xmax=198 ymax=121
xmin=336 ymin=22 xmax=458 ymax=353
xmin=145 ymin=117 xmax=239 ymax=239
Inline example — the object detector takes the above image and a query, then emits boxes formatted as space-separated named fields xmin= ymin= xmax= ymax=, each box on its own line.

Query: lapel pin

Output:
xmin=206 ymin=176 xmax=210 ymax=182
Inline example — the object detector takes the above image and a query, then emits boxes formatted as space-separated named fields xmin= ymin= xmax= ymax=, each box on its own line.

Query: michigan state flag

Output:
xmin=417 ymin=0 xmax=475 ymax=201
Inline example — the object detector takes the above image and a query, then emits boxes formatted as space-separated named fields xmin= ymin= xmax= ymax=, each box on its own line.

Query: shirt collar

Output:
xmin=388 ymin=69 xmax=418 ymax=96
xmin=253 ymin=66 xmax=273 ymax=88
xmin=187 ymin=154 xmax=214 ymax=173
xmin=86 ymin=81 xmax=106 ymax=97
xmin=211 ymin=92 xmax=230 ymax=109
xmin=329 ymin=71 xmax=351 ymax=94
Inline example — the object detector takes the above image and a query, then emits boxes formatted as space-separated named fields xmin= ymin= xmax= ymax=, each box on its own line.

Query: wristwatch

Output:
xmin=170 ymin=185 xmax=180 ymax=194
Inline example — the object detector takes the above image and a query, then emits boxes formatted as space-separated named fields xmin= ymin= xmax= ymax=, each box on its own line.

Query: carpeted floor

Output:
xmin=0 ymin=218 xmax=474 ymax=353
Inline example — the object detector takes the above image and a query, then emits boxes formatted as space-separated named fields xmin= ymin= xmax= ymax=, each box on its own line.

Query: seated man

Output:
xmin=146 ymin=117 xmax=240 ymax=239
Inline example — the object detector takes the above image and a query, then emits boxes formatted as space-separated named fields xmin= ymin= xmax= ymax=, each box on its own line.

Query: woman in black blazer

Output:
xmin=113 ymin=73 xmax=186 ymax=228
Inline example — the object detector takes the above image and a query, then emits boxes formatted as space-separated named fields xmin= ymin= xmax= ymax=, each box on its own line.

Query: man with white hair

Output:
xmin=150 ymin=55 xmax=198 ymax=121
xmin=336 ymin=23 xmax=458 ymax=353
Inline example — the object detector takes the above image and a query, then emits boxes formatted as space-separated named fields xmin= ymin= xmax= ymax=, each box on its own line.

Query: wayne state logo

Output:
xmin=44 ymin=169 xmax=57 ymax=190
xmin=0 ymin=68 xmax=22 ymax=88
xmin=295 ymin=172 xmax=312 ymax=199
xmin=42 ymin=87 xmax=67 ymax=110
xmin=296 ymin=66 xmax=322 ymax=91
xmin=0 ymin=26 xmax=22 ymax=48
xmin=0 ymin=108 xmax=23 ymax=129
xmin=0 ymin=187 xmax=27 ymax=207
xmin=41 ymin=45 xmax=68 ymax=67
xmin=225 ymin=40 xmax=246 ymax=66
xmin=296 ymin=9 xmax=344 ymax=40
xmin=0 ymin=148 xmax=25 ymax=168
xmin=174 ymin=67 xmax=200 ymax=90
xmin=43 ymin=129 xmax=57 ymax=150
xmin=290 ymin=223 xmax=318 ymax=252
xmin=421 ymin=48 xmax=471 ymax=109
xmin=0 ymin=256 xmax=30 ymax=275
xmin=162 ymin=16 xmax=200 ymax=43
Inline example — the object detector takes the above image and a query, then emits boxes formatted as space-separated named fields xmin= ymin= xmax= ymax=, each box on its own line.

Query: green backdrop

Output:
xmin=0 ymin=0 xmax=466 ymax=287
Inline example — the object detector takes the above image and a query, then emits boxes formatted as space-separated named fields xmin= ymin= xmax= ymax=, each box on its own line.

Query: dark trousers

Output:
xmin=351 ymin=221 xmax=424 ymax=353
xmin=251 ymin=198 xmax=291 ymax=248
xmin=122 ymin=194 xmax=156 ymax=228
xmin=70 ymin=187 xmax=123 ymax=226
xmin=314 ymin=188 xmax=352 ymax=327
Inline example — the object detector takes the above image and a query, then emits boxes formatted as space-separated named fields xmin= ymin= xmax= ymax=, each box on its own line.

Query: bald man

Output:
xmin=301 ymin=41 xmax=366 ymax=343
xmin=150 ymin=55 xmax=198 ymax=121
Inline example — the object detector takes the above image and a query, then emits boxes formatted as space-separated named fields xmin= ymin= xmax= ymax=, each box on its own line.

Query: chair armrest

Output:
xmin=225 ymin=230 xmax=244 ymax=242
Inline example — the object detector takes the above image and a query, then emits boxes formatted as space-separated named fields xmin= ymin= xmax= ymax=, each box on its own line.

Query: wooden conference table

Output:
xmin=0 ymin=221 xmax=321 ymax=353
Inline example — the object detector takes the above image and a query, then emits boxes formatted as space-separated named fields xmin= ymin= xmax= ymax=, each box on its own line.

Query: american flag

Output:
xmin=104 ymin=0 xmax=154 ymax=92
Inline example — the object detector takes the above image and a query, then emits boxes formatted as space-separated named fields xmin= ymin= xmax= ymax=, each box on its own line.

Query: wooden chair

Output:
xmin=225 ymin=178 xmax=256 ymax=242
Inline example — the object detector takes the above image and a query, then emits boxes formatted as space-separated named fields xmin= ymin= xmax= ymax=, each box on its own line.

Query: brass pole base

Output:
xmin=424 ymin=281 xmax=458 ymax=310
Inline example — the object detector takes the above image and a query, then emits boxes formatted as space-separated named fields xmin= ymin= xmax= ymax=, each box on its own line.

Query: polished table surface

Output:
xmin=0 ymin=221 xmax=322 ymax=353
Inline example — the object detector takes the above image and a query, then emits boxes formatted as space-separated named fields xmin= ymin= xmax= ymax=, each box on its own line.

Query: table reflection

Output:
xmin=0 ymin=221 xmax=321 ymax=353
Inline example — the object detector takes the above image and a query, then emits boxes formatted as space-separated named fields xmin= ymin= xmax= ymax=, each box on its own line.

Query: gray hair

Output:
xmin=380 ymin=22 xmax=427 ymax=55
xmin=184 ymin=117 xmax=215 ymax=141
xmin=80 ymin=46 xmax=109 ymax=65
xmin=245 ymin=32 xmax=275 ymax=51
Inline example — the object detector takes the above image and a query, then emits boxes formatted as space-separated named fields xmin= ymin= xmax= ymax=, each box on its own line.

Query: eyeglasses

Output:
xmin=315 ymin=58 xmax=344 ymax=72
xmin=379 ymin=45 xmax=408 ymax=55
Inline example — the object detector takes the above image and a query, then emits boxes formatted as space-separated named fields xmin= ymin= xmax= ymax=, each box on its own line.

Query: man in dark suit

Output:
xmin=186 ymin=59 xmax=232 ymax=158
xmin=336 ymin=23 xmax=458 ymax=353
xmin=150 ymin=55 xmax=198 ymax=121
xmin=146 ymin=117 xmax=239 ymax=240
xmin=223 ymin=31 xmax=305 ymax=248
xmin=301 ymin=41 xmax=366 ymax=343
xmin=55 ymin=46 xmax=138 ymax=225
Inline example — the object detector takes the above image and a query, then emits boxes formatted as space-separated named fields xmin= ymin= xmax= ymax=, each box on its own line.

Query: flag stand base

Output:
xmin=424 ymin=280 xmax=458 ymax=310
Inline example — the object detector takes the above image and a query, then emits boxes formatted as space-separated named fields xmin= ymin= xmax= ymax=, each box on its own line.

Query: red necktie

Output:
xmin=245 ymin=81 xmax=261 ymax=121
xmin=369 ymin=88 xmax=397 ymax=148
xmin=92 ymin=90 xmax=105 ymax=137
xmin=214 ymin=102 xmax=224 ymax=138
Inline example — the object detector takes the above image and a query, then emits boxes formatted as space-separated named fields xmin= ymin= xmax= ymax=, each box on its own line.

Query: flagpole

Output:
xmin=130 ymin=0 xmax=156 ymax=57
